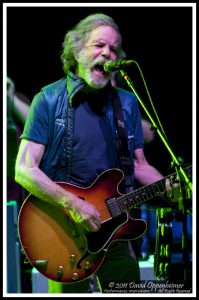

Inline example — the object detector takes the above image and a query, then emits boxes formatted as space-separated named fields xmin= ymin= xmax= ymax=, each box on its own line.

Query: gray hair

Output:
xmin=60 ymin=13 xmax=123 ymax=73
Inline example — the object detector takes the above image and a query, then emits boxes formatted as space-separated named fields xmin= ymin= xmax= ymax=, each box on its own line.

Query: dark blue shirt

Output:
xmin=70 ymin=91 xmax=120 ymax=186
xmin=21 ymin=73 xmax=144 ymax=188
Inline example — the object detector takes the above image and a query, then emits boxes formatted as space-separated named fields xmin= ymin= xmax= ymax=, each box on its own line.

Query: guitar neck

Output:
xmin=117 ymin=165 xmax=192 ymax=211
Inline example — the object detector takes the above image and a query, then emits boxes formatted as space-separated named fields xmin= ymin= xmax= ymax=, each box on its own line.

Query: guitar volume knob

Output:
xmin=84 ymin=261 xmax=91 ymax=269
xmin=70 ymin=254 xmax=76 ymax=261
xmin=72 ymin=272 xmax=79 ymax=281
xmin=57 ymin=265 xmax=64 ymax=280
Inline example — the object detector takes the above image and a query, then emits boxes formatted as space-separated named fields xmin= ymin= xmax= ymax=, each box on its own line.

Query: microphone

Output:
xmin=103 ymin=60 xmax=134 ymax=72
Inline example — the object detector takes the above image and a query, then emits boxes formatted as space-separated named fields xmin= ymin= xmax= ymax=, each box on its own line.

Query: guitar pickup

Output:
xmin=106 ymin=197 xmax=122 ymax=217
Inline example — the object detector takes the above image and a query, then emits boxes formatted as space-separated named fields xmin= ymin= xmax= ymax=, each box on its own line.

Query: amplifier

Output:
xmin=138 ymin=255 xmax=157 ymax=280
xmin=31 ymin=268 xmax=49 ymax=293
xmin=7 ymin=201 xmax=21 ymax=293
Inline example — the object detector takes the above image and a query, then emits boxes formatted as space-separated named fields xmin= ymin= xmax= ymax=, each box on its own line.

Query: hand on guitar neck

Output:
xmin=165 ymin=177 xmax=183 ymax=203
xmin=165 ymin=174 xmax=192 ymax=213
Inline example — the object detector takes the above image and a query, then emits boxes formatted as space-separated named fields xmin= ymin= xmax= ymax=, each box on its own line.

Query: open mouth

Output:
xmin=93 ymin=64 xmax=107 ymax=76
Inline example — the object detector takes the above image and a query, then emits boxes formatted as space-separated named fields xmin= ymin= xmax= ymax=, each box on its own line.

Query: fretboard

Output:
xmin=117 ymin=165 xmax=192 ymax=211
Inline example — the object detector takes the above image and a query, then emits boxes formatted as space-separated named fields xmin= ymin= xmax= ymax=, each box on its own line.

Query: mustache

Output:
xmin=90 ymin=58 xmax=109 ymax=68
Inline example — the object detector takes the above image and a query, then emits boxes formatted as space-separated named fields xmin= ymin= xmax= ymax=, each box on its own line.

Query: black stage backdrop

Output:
xmin=7 ymin=5 xmax=193 ymax=174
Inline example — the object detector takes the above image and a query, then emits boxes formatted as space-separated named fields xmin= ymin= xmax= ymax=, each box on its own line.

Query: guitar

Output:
xmin=18 ymin=166 xmax=192 ymax=283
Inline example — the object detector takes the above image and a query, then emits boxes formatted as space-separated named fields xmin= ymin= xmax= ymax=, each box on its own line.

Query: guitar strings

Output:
xmin=90 ymin=165 xmax=192 ymax=221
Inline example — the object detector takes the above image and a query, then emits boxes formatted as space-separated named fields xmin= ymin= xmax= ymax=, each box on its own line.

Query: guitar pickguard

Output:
xmin=86 ymin=213 xmax=128 ymax=253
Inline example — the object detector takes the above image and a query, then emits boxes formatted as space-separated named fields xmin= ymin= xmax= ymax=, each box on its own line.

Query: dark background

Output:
xmin=7 ymin=5 xmax=193 ymax=174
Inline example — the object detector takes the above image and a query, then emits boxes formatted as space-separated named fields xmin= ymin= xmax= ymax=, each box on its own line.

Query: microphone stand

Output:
xmin=120 ymin=69 xmax=192 ymax=284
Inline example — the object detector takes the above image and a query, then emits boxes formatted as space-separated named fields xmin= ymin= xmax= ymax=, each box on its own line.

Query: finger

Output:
xmin=165 ymin=178 xmax=173 ymax=198
xmin=84 ymin=217 xmax=101 ymax=232
xmin=174 ymin=178 xmax=180 ymax=184
xmin=84 ymin=222 xmax=99 ymax=232
xmin=170 ymin=176 xmax=174 ymax=193
xmin=165 ymin=178 xmax=170 ymax=190
xmin=91 ymin=219 xmax=101 ymax=232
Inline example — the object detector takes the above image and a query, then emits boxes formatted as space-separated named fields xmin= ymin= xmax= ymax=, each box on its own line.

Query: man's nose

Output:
xmin=101 ymin=46 xmax=111 ymax=58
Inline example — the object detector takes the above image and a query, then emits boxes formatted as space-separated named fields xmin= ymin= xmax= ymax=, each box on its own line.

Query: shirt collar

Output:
xmin=66 ymin=69 xmax=86 ymax=106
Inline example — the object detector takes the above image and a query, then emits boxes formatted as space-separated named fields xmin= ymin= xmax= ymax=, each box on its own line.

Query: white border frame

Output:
xmin=3 ymin=2 xmax=196 ymax=298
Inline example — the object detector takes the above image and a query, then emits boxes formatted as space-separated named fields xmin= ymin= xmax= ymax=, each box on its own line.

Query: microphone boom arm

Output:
xmin=120 ymin=69 xmax=192 ymax=193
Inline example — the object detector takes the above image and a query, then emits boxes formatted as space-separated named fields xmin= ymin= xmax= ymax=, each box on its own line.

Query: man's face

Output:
xmin=76 ymin=25 xmax=119 ymax=89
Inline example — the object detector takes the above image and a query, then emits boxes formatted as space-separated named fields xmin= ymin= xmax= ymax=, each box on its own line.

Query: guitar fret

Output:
xmin=117 ymin=165 xmax=192 ymax=211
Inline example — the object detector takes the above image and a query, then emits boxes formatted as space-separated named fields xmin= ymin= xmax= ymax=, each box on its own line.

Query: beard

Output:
xmin=83 ymin=69 xmax=109 ymax=89
xmin=76 ymin=52 xmax=111 ymax=89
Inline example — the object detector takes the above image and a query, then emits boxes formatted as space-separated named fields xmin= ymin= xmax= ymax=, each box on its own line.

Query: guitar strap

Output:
xmin=112 ymin=92 xmax=134 ymax=194
xmin=58 ymin=103 xmax=74 ymax=182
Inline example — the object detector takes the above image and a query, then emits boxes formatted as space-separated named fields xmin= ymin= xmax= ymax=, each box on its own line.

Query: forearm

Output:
xmin=15 ymin=163 xmax=101 ymax=231
xmin=15 ymin=164 xmax=73 ymax=210
xmin=135 ymin=163 xmax=164 ymax=186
